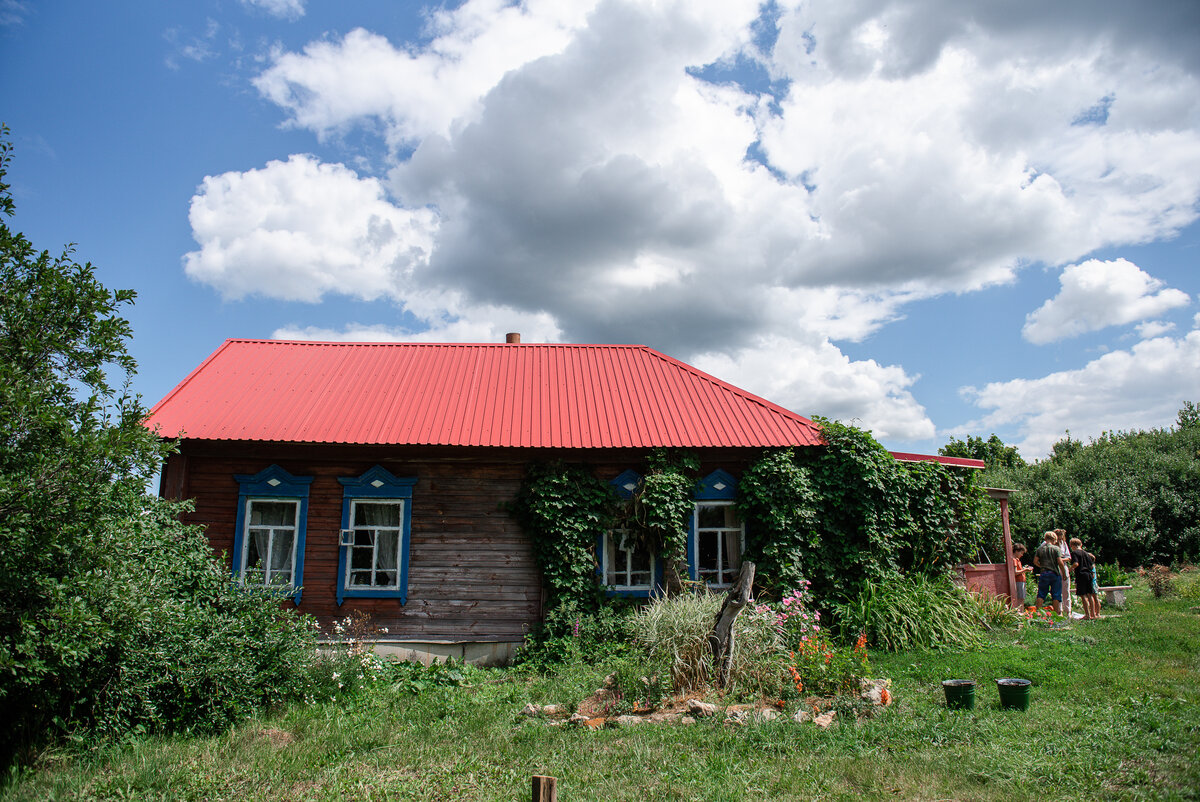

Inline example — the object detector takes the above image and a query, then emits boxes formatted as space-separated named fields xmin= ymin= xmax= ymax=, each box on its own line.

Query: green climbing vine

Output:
xmin=736 ymin=448 xmax=818 ymax=598
xmin=507 ymin=461 xmax=617 ymax=611
xmin=796 ymin=417 xmax=989 ymax=605
xmin=509 ymin=427 xmax=989 ymax=616
xmin=628 ymin=449 xmax=698 ymax=592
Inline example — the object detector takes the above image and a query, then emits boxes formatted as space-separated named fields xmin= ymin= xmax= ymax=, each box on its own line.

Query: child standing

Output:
xmin=1012 ymin=543 xmax=1029 ymax=607
xmin=1070 ymin=537 xmax=1099 ymax=620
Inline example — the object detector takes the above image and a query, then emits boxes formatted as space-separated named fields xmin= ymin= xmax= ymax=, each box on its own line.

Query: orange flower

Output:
xmin=880 ymin=688 xmax=891 ymax=705
xmin=855 ymin=632 xmax=868 ymax=650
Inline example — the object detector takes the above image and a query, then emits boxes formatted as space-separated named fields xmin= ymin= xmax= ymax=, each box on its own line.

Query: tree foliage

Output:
xmin=940 ymin=433 xmax=1026 ymax=469
xmin=985 ymin=410 xmax=1200 ymax=566
xmin=0 ymin=128 xmax=316 ymax=763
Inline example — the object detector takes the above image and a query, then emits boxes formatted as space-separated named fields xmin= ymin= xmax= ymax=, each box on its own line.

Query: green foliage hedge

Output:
xmin=985 ymin=412 xmax=1200 ymax=567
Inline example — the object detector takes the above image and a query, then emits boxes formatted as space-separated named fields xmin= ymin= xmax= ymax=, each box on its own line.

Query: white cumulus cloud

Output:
xmin=183 ymin=0 xmax=1200 ymax=442
xmin=184 ymin=154 xmax=437 ymax=303
xmin=962 ymin=330 xmax=1200 ymax=457
xmin=1022 ymin=258 xmax=1190 ymax=344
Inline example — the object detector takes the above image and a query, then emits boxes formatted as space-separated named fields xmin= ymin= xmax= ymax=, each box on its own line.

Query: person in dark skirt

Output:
xmin=1069 ymin=537 xmax=1099 ymax=620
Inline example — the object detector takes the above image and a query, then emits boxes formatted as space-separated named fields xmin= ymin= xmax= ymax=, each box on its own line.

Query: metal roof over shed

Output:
xmin=145 ymin=339 xmax=827 ymax=450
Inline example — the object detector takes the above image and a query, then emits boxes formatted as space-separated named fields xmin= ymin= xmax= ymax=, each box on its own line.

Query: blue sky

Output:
xmin=3 ymin=0 xmax=1198 ymax=459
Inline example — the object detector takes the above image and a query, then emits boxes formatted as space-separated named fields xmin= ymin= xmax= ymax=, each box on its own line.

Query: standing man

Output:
xmin=1033 ymin=531 xmax=1066 ymax=615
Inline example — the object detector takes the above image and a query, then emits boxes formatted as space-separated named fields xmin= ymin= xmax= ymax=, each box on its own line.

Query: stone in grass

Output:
xmin=613 ymin=715 xmax=647 ymax=727
xmin=568 ymin=712 xmax=589 ymax=726
xmin=521 ymin=703 xmax=568 ymax=718
xmin=687 ymin=699 xmax=719 ymax=718
xmin=813 ymin=710 xmax=837 ymax=729
xmin=792 ymin=710 xmax=812 ymax=724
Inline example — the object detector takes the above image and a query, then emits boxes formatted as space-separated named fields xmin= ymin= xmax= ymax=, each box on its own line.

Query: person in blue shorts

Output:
xmin=1033 ymin=531 xmax=1066 ymax=615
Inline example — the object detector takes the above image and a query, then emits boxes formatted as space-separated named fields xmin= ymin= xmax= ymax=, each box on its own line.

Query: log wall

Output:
xmin=161 ymin=442 xmax=763 ymax=644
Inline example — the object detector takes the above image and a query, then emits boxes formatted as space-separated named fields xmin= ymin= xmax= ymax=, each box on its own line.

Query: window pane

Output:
xmin=350 ymin=571 xmax=372 ymax=586
xmin=697 ymin=504 xmax=726 ymax=528
xmin=698 ymin=531 xmax=718 ymax=574
xmin=355 ymin=502 xmax=400 ymax=527
xmin=351 ymin=546 xmax=373 ymax=570
xmin=247 ymin=529 xmax=269 ymax=567
xmin=244 ymin=530 xmax=267 ymax=585
xmin=630 ymin=547 xmax=650 ymax=573
xmin=375 ymin=571 xmax=396 ymax=587
xmin=250 ymin=501 xmax=295 ymax=527
xmin=270 ymin=534 xmax=294 ymax=575
xmin=376 ymin=532 xmax=399 ymax=572
xmin=353 ymin=529 xmax=374 ymax=547
xmin=630 ymin=569 xmax=652 ymax=587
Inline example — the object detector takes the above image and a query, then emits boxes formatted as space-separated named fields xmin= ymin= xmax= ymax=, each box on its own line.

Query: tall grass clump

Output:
xmin=629 ymin=589 xmax=784 ymax=696
xmin=832 ymin=574 xmax=984 ymax=651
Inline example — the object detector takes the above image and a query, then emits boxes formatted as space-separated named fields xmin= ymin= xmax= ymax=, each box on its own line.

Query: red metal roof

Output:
xmin=889 ymin=451 xmax=986 ymax=470
xmin=145 ymin=339 xmax=826 ymax=450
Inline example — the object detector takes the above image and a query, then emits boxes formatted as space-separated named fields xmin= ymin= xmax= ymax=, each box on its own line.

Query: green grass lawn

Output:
xmin=6 ymin=584 xmax=1199 ymax=801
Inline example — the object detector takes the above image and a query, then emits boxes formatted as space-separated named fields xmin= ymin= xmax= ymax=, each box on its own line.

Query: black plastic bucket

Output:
xmin=942 ymin=679 xmax=975 ymax=710
xmin=996 ymin=678 xmax=1032 ymax=711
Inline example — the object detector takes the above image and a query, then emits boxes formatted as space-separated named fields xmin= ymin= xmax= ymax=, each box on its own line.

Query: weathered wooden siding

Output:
xmin=161 ymin=442 xmax=765 ymax=642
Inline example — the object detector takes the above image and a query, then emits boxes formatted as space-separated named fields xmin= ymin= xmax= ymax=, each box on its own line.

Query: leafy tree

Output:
xmin=0 ymin=127 xmax=316 ymax=764
xmin=990 ymin=407 xmax=1200 ymax=566
xmin=1178 ymin=401 xmax=1199 ymax=430
xmin=940 ymin=433 xmax=1026 ymax=469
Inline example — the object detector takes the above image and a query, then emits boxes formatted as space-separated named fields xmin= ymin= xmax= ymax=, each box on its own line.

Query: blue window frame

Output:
xmin=687 ymin=469 xmax=745 ymax=589
xmin=233 ymin=465 xmax=314 ymax=605
xmin=336 ymin=466 xmax=417 ymax=606
xmin=597 ymin=469 xmax=663 ymax=597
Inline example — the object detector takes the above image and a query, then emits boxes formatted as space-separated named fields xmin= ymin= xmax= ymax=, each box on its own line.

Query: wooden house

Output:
xmin=146 ymin=335 xmax=981 ymax=663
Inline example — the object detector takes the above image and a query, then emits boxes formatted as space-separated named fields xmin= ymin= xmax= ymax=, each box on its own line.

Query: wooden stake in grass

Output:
xmin=532 ymin=775 xmax=557 ymax=802
xmin=709 ymin=561 xmax=756 ymax=688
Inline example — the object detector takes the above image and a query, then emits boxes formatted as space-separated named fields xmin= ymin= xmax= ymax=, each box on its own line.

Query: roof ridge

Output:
xmin=226 ymin=338 xmax=650 ymax=348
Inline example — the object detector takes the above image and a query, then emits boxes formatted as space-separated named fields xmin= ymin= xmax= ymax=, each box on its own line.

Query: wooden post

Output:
xmin=986 ymin=488 xmax=1018 ymax=608
xmin=532 ymin=775 xmax=557 ymax=802
xmin=708 ymin=561 xmax=755 ymax=688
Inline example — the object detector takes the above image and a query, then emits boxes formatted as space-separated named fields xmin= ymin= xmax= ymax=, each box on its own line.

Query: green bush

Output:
xmin=1096 ymin=561 xmax=1133 ymax=587
xmin=831 ymin=574 xmax=985 ymax=652
xmin=512 ymin=600 xmax=634 ymax=671
xmin=785 ymin=632 xmax=870 ymax=698
xmin=71 ymin=490 xmax=320 ymax=738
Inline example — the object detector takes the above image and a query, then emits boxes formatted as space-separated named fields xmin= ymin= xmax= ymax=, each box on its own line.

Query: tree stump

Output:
xmin=708 ymin=561 xmax=755 ymax=688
